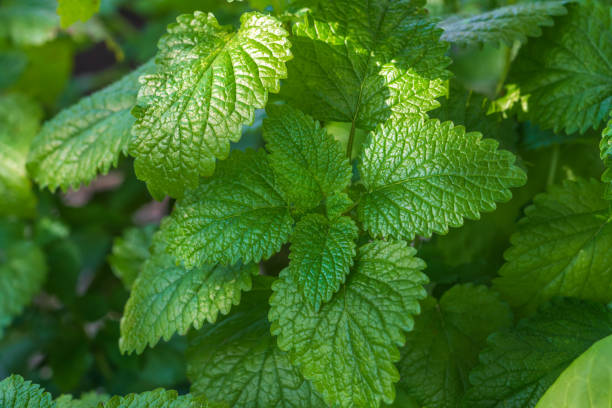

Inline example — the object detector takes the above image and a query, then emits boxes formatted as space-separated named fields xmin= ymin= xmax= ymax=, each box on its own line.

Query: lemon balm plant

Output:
xmin=1 ymin=0 xmax=612 ymax=407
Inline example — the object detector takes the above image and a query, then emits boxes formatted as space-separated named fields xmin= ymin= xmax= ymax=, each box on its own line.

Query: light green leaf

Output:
xmin=119 ymin=232 xmax=258 ymax=354
xmin=158 ymin=149 xmax=293 ymax=268
xmin=0 ymin=375 xmax=53 ymax=408
xmin=439 ymin=1 xmax=568 ymax=47
xmin=108 ymin=224 xmax=156 ymax=289
xmin=55 ymin=392 xmax=109 ymax=408
xmin=325 ymin=192 xmax=354 ymax=219
xmin=57 ymin=0 xmax=100 ymax=28
xmin=536 ymin=334 xmax=612 ymax=408
xmin=358 ymin=114 xmax=526 ymax=240
xmin=0 ymin=94 xmax=42 ymax=218
xmin=0 ymin=241 xmax=47 ymax=337
xmin=129 ymin=11 xmax=291 ymax=200
xmin=508 ymin=0 xmax=612 ymax=134
xmin=465 ymin=298 xmax=612 ymax=408
xmin=493 ymin=179 xmax=612 ymax=316
xmin=397 ymin=284 xmax=512 ymax=408
xmin=280 ymin=0 xmax=450 ymax=131
xmin=600 ymin=112 xmax=612 ymax=200
xmin=0 ymin=0 xmax=59 ymax=46
xmin=104 ymin=389 xmax=211 ymax=408
xmin=187 ymin=277 xmax=326 ymax=408
xmin=270 ymin=241 xmax=428 ymax=407
xmin=27 ymin=61 xmax=156 ymax=192
xmin=289 ymin=214 xmax=357 ymax=310
xmin=263 ymin=104 xmax=352 ymax=210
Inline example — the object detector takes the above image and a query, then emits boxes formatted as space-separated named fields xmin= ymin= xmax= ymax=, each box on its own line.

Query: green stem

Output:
xmin=346 ymin=120 xmax=357 ymax=160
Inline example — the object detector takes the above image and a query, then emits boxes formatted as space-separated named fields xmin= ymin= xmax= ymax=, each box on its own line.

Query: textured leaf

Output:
xmin=600 ymin=112 xmax=612 ymax=200
xmin=187 ymin=277 xmax=326 ymax=408
xmin=57 ymin=0 xmax=100 ymax=28
xmin=104 ymin=389 xmax=210 ymax=408
xmin=0 ymin=375 xmax=53 ymax=408
xmin=27 ymin=61 xmax=156 ymax=192
xmin=358 ymin=114 xmax=526 ymax=240
xmin=129 ymin=11 xmax=291 ymax=199
xmin=0 ymin=241 xmax=47 ymax=337
xmin=493 ymin=179 xmax=612 ymax=315
xmin=439 ymin=1 xmax=568 ymax=47
xmin=536 ymin=334 xmax=612 ymax=408
xmin=108 ymin=225 xmax=156 ymax=289
xmin=465 ymin=298 xmax=612 ymax=408
xmin=289 ymin=214 xmax=357 ymax=310
xmin=55 ymin=392 xmax=109 ymax=408
xmin=0 ymin=0 xmax=59 ymax=46
xmin=280 ymin=0 xmax=450 ymax=131
xmin=325 ymin=192 xmax=354 ymax=219
xmin=397 ymin=284 xmax=512 ymax=408
xmin=270 ymin=241 xmax=428 ymax=407
xmin=263 ymin=105 xmax=352 ymax=210
xmin=159 ymin=149 xmax=293 ymax=268
xmin=508 ymin=0 xmax=612 ymax=134
xmin=120 ymin=232 xmax=258 ymax=354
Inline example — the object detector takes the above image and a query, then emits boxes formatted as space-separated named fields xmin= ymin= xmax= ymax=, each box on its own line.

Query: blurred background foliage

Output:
xmin=0 ymin=0 xmax=604 ymax=399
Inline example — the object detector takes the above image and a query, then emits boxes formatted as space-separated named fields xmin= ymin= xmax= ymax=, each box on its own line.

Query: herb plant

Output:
xmin=1 ymin=0 xmax=612 ymax=407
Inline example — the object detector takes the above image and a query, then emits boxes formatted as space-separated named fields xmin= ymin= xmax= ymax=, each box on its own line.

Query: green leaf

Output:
xmin=465 ymin=298 xmax=612 ymax=408
xmin=0 ymin=50 xmax=28 ymax=90
xmin=289 ymin=214 xmax=358 ymax=310
xmin=158 ymin=149 xmax=293 ymax=268
xmin=430 ymin=82 xmax=518 ymax=151
xmin=187 ymin=277 xmax=326 ymax=408
xmin=325 ymin=192 xmax=354 ymax=219
xmin=358 ymin=114 xmax=526 ymax=240
xmin=104 ymin=389 xmax=211 ymax=408
xmin=119 ymin=232 xmax=258 ymax=354
xmin=600 ymin=112 xmax=612 ymax=200
xmin=493 ymin=179 xmax=612 ymax=315
xmin=269 ymin=241 xmax=428 ymax=407
xmin=55 ymin=392 xmax=109 ymax=408
xmin=507 ymin=0 xmax=612 ymax=134
xmin=263 ymin=104 xmax=352 ymax=210
xmin=108 ymin=225 xmax=156 ymax=289
xmin=0 ymin=375 xmax=54 ymax=408
xmin=57 ymin=0 xmax=100 ymax=28
xmin=280 ymin=0 xmax=450 ymax=131
xmin=0 ymin=94 xmax=42 ymax=218
xmin=0 ymin=241 xmax=47 ymax=337
xmin=27 ymin=61 xmax=156 ymax=192
xmin=129 ymin=11 xmax=292 ymax=199
xmin=0 ymin=0 xmax=59 ymax=46
xmin=536 ymin=334 xmax=612 ymax=408
xmin=439 ymin=1 xmax=569 ymax=47
xmin=397 ymin=284 xmax=512 ymax=408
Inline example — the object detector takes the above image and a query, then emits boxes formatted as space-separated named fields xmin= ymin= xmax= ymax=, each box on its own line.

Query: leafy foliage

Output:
xmin=280 ymin=0 xmax=451 ymax=130
xmin=397 ymin=284 xmax=513 ymax=408
xmin=129 ymin=11 xmax=292 ymax=199
xmin=187 ymin=277 xmax=326 ymax=407
xmin=358 ymin=114 xmax=526 ymax=239
xmin=270 ymin=241 xmax=428 ymax=407
xmin=494 ymin=179 xmax=612 ymax=315
xmin=3 ymin=0 xmax=612 ymax=407
xmin=439 ymin=1 xmax=569 ymax=47
xmin=158 ymin=149 xmax=293 ymax=268
xmin=508 ymin=0 xmax=612 ymax=134
xmin=28 ymin=61 xmax=157 ymax=192
xmin=465 ymin=298 xmax=612 ymax=407
xmin=536 ymin=334 xmax=612 ymax=408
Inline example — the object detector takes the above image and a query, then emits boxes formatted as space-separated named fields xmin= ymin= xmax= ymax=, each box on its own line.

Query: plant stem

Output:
xmin=346 ymin=120 xmax=357 ymax=160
